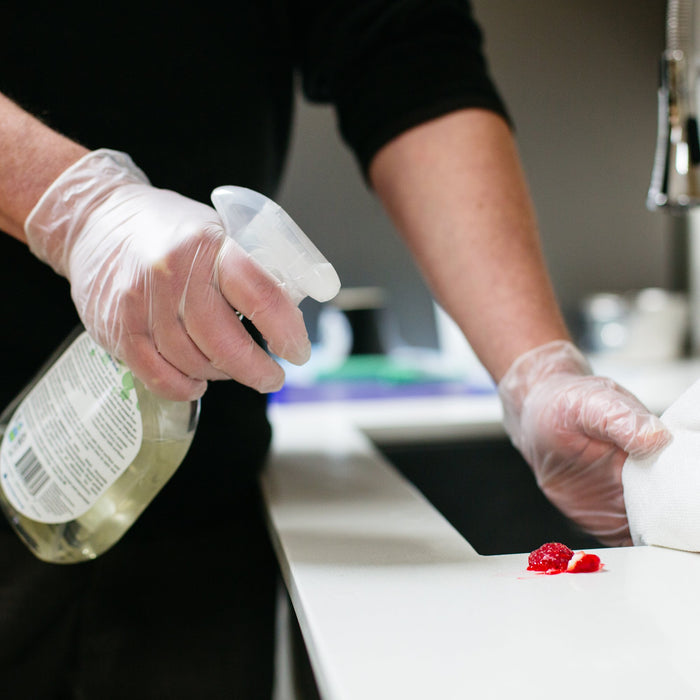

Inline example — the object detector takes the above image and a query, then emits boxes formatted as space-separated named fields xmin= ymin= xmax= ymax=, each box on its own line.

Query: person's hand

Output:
xmin=497 ymin=340 xmax=671 ymax=546
xmin=24 ymin=149 xmax=312 ymax=401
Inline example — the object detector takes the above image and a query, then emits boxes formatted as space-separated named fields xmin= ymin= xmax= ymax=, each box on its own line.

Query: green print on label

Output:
xmin=119 ymin=371 xmax=135 ymax=401
xmin=118 ymin=371 xmax=140 ymax=411
xmin=89 ymin=346 xmax=111 ymax=367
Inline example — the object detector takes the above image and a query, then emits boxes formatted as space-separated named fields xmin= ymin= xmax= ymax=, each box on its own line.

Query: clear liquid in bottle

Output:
xmin=0 ymin=329 xmax=199 ymax=564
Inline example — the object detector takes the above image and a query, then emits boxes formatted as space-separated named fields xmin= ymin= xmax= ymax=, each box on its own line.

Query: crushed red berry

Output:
xmin=527 ymin=542 xmax=603 ymax=575
xmin=567 ymin=552 xmax=603 ymax=573
xmin=527 ymin=542 xmax=574 ymax=573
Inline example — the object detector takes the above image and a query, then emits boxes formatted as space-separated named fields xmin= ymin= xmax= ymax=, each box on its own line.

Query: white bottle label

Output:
xmin=0 ymin=332 xmax=143 ymax=523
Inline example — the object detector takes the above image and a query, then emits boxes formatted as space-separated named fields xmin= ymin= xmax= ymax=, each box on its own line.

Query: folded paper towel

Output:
xmin=623 ymin=378 xmax=700 ymax=551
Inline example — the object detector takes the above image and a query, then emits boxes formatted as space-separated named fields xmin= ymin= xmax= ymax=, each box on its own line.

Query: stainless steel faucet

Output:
xmin=648 ymin=0 xmax=700 ymax=210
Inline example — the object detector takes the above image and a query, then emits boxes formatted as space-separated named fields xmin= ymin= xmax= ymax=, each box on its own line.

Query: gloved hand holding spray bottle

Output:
xmin=0 ymin=149 xmax=340 ymax=563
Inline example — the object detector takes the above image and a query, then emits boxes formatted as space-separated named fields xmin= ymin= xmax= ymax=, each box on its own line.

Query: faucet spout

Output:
xmin=648 ymin=0 xmax=700 ymax=210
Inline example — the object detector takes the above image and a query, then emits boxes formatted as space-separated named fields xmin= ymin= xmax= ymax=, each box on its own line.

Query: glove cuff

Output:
xmin=24 ymin=149 xmax=149 ymax=276
xmin=498 ymin=340 xmax=591 ymax=407
xmin=497 ymin=340 xmax=591 ymax=444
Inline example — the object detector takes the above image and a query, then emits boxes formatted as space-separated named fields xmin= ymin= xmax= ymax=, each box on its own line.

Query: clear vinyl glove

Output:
xmin=497 ymin=340 xmax=671 ymax=546
xmin=24 ymin=149 xmax=315 ymax=401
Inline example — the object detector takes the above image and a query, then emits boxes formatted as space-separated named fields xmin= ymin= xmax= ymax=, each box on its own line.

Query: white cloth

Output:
xmin=623 ymin=378 xmax=700 ymax=550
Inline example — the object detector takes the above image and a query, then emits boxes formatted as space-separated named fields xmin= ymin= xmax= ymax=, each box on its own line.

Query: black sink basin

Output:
xmin=378 ymin=438 xmax=603 ymax=555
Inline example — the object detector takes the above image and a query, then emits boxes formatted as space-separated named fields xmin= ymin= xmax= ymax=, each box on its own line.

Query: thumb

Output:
xmin=570 ymin=378 xmax=671 ymax=458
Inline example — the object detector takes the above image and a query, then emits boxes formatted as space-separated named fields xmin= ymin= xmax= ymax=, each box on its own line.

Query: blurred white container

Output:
xmin=581 ymin=288 xmax=689 ymax=361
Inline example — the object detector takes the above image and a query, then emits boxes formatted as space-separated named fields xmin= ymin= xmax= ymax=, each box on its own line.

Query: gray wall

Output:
xmin=277 ymin=0 xmax=672 ymax=348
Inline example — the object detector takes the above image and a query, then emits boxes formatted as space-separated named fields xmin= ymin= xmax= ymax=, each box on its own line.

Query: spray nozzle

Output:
xmin=211 ymin=186 xmax=340 ymax=305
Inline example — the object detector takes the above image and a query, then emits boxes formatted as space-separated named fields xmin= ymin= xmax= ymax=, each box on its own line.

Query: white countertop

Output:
xmin=262 ymin=357 xmax=700 ymax=699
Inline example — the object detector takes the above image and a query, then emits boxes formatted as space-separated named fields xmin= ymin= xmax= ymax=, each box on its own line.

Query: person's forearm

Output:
xmin=0 ymin=92 xmax=88 ymax=241
xmin=369 ymin=108 xmax=570 ymax=382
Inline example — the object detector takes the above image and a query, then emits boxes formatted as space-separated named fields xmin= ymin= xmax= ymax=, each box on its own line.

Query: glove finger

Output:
xmin=557 ymin=378 xmax=671 ymax=458
xmin=216 ymin=239 xmax=311 ymax=365
xmin=181 ymin=290 xmax=285 ymax=393
xmin=118 ymin=332 xmax=207 ymax=402
xmin=539 ymin=441 xmax=632 ymax=546
xmin=152 ymin=319 xmax=230 ymax=382
xmin=147 ymin=246 xmax=230 ymax=381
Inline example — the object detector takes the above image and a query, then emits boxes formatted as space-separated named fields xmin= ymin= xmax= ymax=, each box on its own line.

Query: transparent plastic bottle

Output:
xmin=0 ymin=327 xmax=199 ymax=563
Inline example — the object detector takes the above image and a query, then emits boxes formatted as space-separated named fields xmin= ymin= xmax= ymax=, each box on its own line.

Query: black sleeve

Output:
xmin=292 ymin=0 xmax=510 ymax=173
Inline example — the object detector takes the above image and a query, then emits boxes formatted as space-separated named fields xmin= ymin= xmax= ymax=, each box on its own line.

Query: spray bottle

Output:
xmin=0 ymin=187 xmax=339 ymax=563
